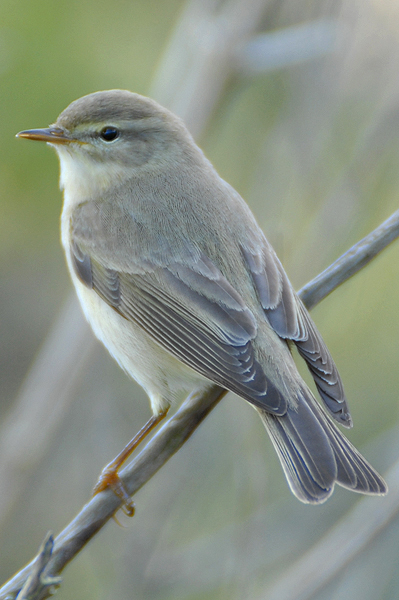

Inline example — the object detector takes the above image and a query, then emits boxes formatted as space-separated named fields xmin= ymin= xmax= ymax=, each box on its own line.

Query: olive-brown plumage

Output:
xmin=17 ymin=90 xmax=387 ymax=504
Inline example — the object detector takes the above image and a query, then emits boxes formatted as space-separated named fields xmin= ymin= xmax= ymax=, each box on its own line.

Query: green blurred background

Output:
xmin=1 ymin=0 xmax=399 ymax=599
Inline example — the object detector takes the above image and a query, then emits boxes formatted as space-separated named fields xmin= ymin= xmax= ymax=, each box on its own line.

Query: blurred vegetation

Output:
xmin=1 ymin=0 xmax=399 ymax=599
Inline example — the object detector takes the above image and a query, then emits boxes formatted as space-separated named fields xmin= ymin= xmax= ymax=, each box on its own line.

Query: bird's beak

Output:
xmin=16 ymin=127 xmax=72 ymax=145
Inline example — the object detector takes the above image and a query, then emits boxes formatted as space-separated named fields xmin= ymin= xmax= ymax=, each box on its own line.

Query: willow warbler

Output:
xmin=17 ymin=90 xmax=387 ymax=507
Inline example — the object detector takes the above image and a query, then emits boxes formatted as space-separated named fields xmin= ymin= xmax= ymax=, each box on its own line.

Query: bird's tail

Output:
xmin=257 ymin=389 xmax=387 ymax=504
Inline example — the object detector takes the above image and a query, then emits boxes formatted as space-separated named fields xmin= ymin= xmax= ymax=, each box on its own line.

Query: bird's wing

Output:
xmin=70 ymin=239 xmax=287 ymax=415
xmin=241 ymin=242 xmax=352 ymax=427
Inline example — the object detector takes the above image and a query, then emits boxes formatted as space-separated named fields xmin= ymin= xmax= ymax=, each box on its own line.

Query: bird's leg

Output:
xmin=93 ymin=410 xmax=168 ymax=516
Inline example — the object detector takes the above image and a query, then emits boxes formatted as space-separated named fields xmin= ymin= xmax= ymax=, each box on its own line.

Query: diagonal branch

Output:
xmin=298 ymin=208 xmax=399 ymax=309
xmin=1 ymin=208 xmax=398 ymax=600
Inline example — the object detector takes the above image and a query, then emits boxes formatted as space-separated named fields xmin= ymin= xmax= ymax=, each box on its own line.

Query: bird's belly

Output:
xmin=73 ymin=278 xmax=210 ymax=414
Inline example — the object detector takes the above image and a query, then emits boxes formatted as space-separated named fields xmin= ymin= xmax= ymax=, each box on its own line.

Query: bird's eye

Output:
xmin=100 ymin=126 xmax=120 ymax=142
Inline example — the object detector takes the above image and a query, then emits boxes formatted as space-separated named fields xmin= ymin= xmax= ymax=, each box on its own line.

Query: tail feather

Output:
xmin=317 ymin=411 xmax=386 ymax=495
xmin=258 ymin=388 xmax=387 ymax=504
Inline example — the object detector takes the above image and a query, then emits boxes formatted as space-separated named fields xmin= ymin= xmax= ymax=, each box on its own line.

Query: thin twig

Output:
xmin=0 ymin=209 xmax=398 ymax=600
xmin=299 ymin=208 xmax=399 ymax=309
xmin=0 ymin=387 xmax=227 ymax=600
xmin=15 ymin=534 xmax=61 ymax=600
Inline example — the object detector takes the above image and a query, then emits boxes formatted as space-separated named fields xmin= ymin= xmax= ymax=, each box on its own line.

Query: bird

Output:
xmin=17 ymin=89 xmax=387 ymax=509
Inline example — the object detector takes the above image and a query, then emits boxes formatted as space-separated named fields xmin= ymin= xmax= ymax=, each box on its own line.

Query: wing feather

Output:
xmin=71 ymin=242 xmax=287 ymax=415
xmin=242 ymin=242 xmax=352 ymax=427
